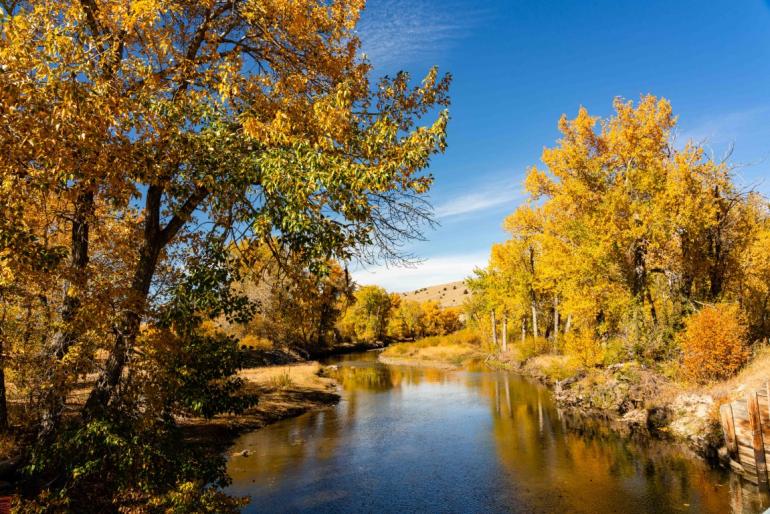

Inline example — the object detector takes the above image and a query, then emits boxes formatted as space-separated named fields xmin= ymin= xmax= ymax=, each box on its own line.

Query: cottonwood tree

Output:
xmin=0 ymin=0 xmax=449 ymax=508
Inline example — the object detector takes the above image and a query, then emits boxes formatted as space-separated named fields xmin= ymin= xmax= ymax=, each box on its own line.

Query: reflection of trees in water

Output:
xmin=228 ymin=405 xmax=346 ymax=482
xmin=327 ymin=362 xmax=451 ymax=392
xmin=229 ymin=361 xmax=768 ymax=513
xmin=478 ymin=370 xmax=742 ymax=513
xmin=328 ymin=364 xmax=395 ymax=391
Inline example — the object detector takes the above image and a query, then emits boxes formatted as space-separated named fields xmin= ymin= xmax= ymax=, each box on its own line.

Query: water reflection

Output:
xmin=227 ymin=354 xmax=770 ymax=513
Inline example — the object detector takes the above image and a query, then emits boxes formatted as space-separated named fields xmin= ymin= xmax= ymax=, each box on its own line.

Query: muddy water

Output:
xmin=227 ymin=351 xmax=770 ymax=513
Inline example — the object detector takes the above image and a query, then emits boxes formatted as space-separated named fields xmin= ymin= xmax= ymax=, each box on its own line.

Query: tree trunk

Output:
xmin=565 ymin=314 xmax=572 ymax=334
xmin=501 ymin=315 xmax=508 ymax=352
xmin=84 ymin=238 xmax=161 ymax=418
xmin=38 ymin=189 xmax=94 ymax=437
xmin=491 ymin=309 xmax=497 ymax=347
xmin=632 ymin=239 xmax=647 ymax=301
xmin=83 ymin=185 xmax=206 ymax=418
xmin=0 ymin=323 xmax=8 ymax=432
xmin=531 ymin=302 xmax=538 ymax=339
xmin=553 ymin=295 xmax=560 ymax=343
xmin=521 ymin=318 xmax=526 ymax=342
xmin=50 ymin=190 xmax=94 ymax=358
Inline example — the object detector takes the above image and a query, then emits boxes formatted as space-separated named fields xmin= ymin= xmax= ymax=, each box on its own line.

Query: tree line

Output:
xmin=468 ymin=96 xmax=770 ymax=380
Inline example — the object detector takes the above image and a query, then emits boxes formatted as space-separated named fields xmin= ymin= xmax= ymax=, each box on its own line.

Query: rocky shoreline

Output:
xmin=488 ymin=356 xmax=725 ymax=462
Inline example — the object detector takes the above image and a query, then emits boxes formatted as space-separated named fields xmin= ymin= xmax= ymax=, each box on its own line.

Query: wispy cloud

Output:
xmin=433 ymin=181 xmax=525 ymax=219
xmin=351 ymin=251 xmax=488 ymax=292
xmin=676 ymin=105 xmax=770 ymax=147
xmin=356 ymin=0 xmax=482 ymax=68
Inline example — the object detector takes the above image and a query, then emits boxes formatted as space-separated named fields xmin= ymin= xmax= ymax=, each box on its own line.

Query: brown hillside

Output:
xmin=396 ymin=280 xmax=471 ymax=308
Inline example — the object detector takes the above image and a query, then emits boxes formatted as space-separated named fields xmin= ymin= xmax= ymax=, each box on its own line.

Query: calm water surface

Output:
xmin=227 ymin=351 xmax=770 ymax=513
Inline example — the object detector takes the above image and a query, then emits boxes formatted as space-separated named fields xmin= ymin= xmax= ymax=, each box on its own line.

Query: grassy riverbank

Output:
xmin=181 ymin=362 xmax=340 ymax=451
xmin=379 ymin=330 xmax=485 ymax=369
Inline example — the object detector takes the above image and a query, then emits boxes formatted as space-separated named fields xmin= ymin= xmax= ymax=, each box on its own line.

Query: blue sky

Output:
xmin=351 ymin=0 xmax=770 ymax=291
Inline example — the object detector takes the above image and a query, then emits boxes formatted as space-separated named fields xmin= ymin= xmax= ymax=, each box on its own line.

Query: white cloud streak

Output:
xmin=676 ymin=105 xmax=770 ymax=147
xmin=356 ymin=0 xmax=481 ymax=68
xmin=433 ymin=182 xmax=524 ymax=219
xmin=351 ymin=251 xmax=488 ymax=292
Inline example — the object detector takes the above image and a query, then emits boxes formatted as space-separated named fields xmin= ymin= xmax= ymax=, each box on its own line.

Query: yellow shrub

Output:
xmin=239 ymin=334 xmax=273 ymax=350
xmin=511 ymin=336 xmax=550 ymax=363
xmin=563 ymin=331 xmax=603 ymax=368
xmin=679 ymin=303 xmax=750 ymax=383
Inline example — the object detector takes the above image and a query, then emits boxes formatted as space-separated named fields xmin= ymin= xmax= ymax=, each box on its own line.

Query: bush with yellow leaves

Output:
xmin=563 ymin=331 xmax=605 ymax=368
xmin=679 ymin=303 xmax=750 ymax=383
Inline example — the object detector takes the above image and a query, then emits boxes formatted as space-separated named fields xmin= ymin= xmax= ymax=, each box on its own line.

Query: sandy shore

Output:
xmin=181 ymin=362 xmax=340 ymax=449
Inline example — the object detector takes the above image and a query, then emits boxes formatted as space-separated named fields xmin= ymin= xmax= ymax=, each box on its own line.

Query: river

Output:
xmin=227 ymin=351 xmax=770 ymax=513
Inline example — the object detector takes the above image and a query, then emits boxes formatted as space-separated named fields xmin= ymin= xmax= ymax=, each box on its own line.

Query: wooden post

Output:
xmin=720 ymin=402 xmax=738 ymax=460
xmin=491 ymin=309 xmax=497 ymax=347
xmin=748 ymin=392 xmax=769 ymax=489
xmin=501 ymin=315 xmax=508 ymax=352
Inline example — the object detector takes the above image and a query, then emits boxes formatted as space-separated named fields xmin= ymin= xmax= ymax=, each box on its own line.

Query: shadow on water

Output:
xmin=227 ymin=353 xmax=770 ymax=513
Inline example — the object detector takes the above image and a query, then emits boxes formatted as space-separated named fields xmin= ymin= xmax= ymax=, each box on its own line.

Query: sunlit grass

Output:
xmin=382 ymin=329 xmax=483 ymax=365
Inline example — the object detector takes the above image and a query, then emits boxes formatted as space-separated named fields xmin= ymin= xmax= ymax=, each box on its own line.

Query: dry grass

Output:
xmin=381 ymin=330 xmax=483 ymax=367
xmin=523 ymin=354 xmax=582 ymax=383
xmin=239 ymin=362 xmax=335 ymax=392
xmin=705 ymin=344 xmax=770 ymax=400
xmin=395 ymin=280 xmax=470 ymax=308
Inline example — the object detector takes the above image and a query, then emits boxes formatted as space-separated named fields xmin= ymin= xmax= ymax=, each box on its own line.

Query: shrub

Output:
xmin=679 ymin=303 xmax=750 ymax=383
xmin=563 ymin=331 xmax=604 ymax=368
xmin=268 ymin=370 xmax=294 ymax=389
xmin=511 ymin=336 xmax=550 ymax=363
xmin=239 ymin=334 xmax=273 ymax=350
xmin=525 ymin=354 xmax=581 ymax=382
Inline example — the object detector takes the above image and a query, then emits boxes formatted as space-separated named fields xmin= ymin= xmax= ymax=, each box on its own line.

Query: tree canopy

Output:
xmin=0 ymin=0 xmax=451 ymax=509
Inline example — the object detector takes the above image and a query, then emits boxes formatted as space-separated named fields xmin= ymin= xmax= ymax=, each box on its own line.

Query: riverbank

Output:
xmin=379 ymin=330 xmax=485 ymax=369
xmin=379 ymin=337 xmax=770 ymax=463
xmin=181 ymin=362 xmax=340 ymax=452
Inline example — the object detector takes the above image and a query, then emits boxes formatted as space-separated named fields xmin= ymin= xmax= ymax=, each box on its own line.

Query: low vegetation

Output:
xmin=381 ymin=330 xmax=484 ymax=367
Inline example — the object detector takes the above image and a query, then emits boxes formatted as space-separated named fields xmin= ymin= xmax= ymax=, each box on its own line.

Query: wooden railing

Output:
xmin=720 ymin=383 xmax=770 ymax=488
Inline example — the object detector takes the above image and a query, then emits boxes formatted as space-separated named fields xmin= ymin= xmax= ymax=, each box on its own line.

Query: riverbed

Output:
xmin=227 ymin=351 xmax=770 ymax=513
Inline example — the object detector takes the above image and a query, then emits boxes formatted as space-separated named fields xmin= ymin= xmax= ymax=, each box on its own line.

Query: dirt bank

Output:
xmin=181 ymin=362 xmax=340 ymax=451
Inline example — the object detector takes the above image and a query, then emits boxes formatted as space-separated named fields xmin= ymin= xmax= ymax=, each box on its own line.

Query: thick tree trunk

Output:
xmin=501 ymin=315 xmax=508 ymax=352
xmin=490 ymin=309 xmax=497 ymax=347
xmin=84 ymin=239 xmax=161 ymax=418
xmin=83 ymin=186 xmax=207 ymax=418
xmin=50 ymin=193 xmax=93 ymax=357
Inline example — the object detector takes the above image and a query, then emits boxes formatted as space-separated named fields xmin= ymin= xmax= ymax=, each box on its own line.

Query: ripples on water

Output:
xmin=227 ymin=351 xmax=770 ymax=513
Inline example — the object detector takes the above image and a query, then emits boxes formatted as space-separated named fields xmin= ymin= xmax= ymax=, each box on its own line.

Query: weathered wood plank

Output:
xmin=748 ymin=392 xmax=769 ymax=488
xmin=722 ymin=403 xmax=739 ymax=459
xmin=739 ymin=445 xmax=758 ymax=467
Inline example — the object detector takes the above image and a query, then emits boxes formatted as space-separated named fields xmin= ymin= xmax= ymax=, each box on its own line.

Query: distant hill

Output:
xmin=396 ymin=280 xmax=471 ymax=309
